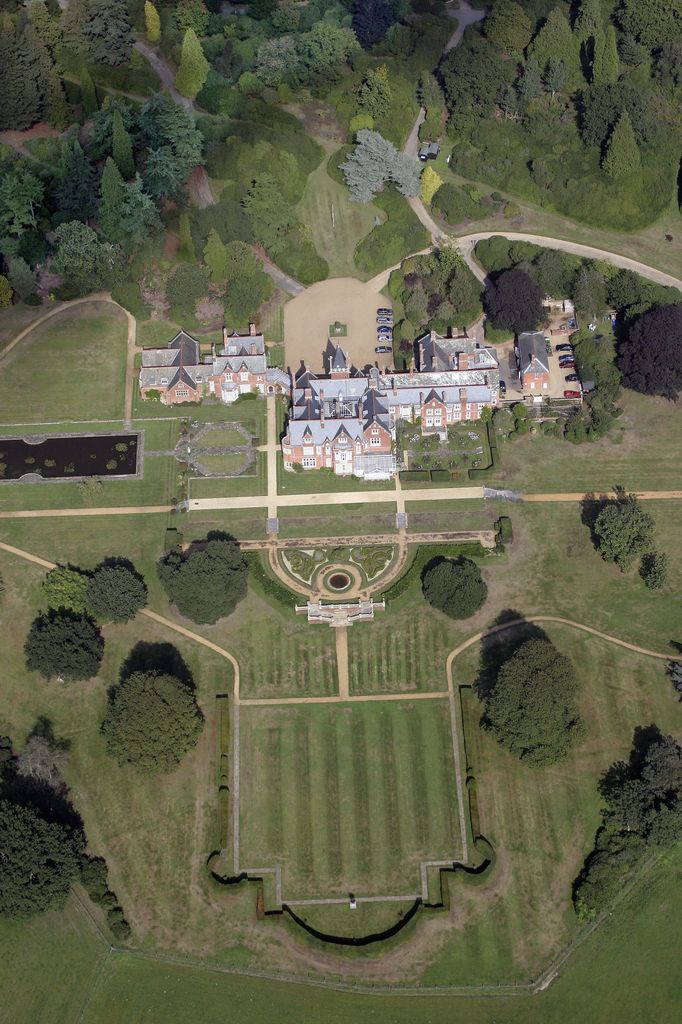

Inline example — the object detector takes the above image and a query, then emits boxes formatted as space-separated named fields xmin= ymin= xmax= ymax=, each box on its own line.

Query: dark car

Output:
xmin=377 ymin=316 xmax=393 ymax=324
xmin=563 ymin=389 xmax=581 ymax=399
xmin=555 ymin=343 xmax=573 ymax=352
xmin=499 ymin=380 xmax=507 ymax=396
xmin=565 ymin=373 xmax=580 ymax=382
xmin=377 ymin=307 xmax=392 ymax=315
xmin=375 ymin=344 xmax=392 ymax=354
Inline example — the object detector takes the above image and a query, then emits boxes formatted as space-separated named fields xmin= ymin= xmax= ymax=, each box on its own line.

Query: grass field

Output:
xmin=197 ymin=426 xmax=252 ymax=446
xmin=277 ymin=455 xmax=395 ymax=494
xmin=189 ymin=452 xmax=267 ymax=499
xmin=499 ymin=391 xmax=682 ymax=492
xmin=296 ymin=147 xmax=383 ymax=280
xmin=348 ymin=611 xmax=453 ymax=693
xmin=423 ymin=624 xmax=682 ymax=987
xmin=0 ymin=303 xmax=128 ymax=423
xmin=0 ymin=303 xmax=44 ymax=353
xmin=239 ymin=699 xmax=460 ymax=898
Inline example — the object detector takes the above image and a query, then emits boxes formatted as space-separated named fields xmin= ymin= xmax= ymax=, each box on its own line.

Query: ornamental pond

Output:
xmin=0 ymin=433 xmax=140 ymax=482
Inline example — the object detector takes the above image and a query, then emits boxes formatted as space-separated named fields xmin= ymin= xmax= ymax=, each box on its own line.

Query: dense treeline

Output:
xmin=574 ymin=726 xmax=682 ymax=920
xmin=475 ymin=235 xmax=682 ymax=442
xmin=439 ymin=0 xmax=682 ymax=229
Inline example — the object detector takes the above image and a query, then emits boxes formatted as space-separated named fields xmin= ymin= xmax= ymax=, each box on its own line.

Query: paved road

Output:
xmin=257 ymin=249 xmax=305 ymax=297
xmin=133 ymin=40 xmax=193 ymax=110
xmin=189 ymin=485 xmax=485 ymax=512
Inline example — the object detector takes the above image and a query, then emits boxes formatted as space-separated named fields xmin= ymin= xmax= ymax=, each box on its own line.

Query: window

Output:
xmin=370 ymin=437 xmax=381 ymax=446
xmin=240 ymin=372 xmax=250 ymax=381
xmin=176 ymin=388 xmax=189 ymax=398
xmin=302 ymin=457 xmax=317 ymax=468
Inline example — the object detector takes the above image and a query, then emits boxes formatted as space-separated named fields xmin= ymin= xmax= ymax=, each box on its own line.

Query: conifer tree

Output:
xmin=54 ymin=139 xmax=99 ymax=225
xmin=592 ymin=25 xmax=619 ymax=85
xmin=2 ymin=22 xmax=41 ymax=130
xmin=62 ymin=0 xmax=90 ymax=55
xmin=47 ymin=70 xmax=69 ymax=129
xmin=99 ymin=157 xmax=126 ymax=242
xmin=28 ymin=0 xmax=62 ymax=57
xmin=529 ymin=8 xmax=582 ymax=89
xmin=83 ymin=0 xmax=133 ymax=67
xmin=144 ymin=1 xmax=161 ymax=44
xmin=203 ymin=228 xmax=227 ymax=283
xmin=573 ymin=0 xmax=603 ymax=42
xmin=420 ymin=165 xmax=443 ymax=205
xmin=112 ymin=109 xmax=135 ymax=180
xmin=175 ymin=28 xmax=209 ymax=99
xmin=602 ymin=111 xmax=640 ymax=180
xmin=178 ymin=212 xmax=195 ymax=261
xmin=80 ymin=64 xmax=98 ymax=116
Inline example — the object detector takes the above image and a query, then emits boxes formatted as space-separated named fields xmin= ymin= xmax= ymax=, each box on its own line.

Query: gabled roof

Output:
xmin=141 ymin=329 xmax=200 ymax=368
xmin=518 ymin=331 xmax=549 ymax=375
xmin=330 ymin=345 xmax=348 ymax=370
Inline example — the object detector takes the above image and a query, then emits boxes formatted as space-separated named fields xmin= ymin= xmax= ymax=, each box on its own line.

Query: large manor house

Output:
xmin=139 ymin=327 xmax=503 ymax=480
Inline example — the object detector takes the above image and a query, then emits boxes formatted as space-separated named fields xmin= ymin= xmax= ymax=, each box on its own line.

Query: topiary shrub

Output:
xmin=421 ymin=557 xmax=487 ymax=619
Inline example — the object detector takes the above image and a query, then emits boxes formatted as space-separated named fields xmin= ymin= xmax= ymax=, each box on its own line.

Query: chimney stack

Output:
xmin=222 ymin=325 xmax=228 ymax=348
xmin=249 ymin=322 xmax=256 ymax=336
xmin=319 ymin=389 xmax=325 ymax=427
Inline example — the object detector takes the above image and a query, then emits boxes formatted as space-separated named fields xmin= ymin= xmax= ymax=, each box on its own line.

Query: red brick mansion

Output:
xmin=139 ymin=326 xmax=290 ymax=405
xmin=281 ymin=334 xmax=500 ymax=480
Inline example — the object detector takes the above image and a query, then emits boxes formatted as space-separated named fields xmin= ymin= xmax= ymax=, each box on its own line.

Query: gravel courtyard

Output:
xmin=283 ymin=277 xmax=393 ymax=376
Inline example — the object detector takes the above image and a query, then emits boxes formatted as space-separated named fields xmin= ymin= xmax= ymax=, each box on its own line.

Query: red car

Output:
xmin=563 ymin=389 xmax=581 ymax=399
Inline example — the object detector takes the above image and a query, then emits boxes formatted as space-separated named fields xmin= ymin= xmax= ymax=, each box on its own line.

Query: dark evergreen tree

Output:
xmin=112 ymin=109 xmax=135 ymax=179
xmin=86 ymin=561 xmax=147 ymax=623
xmin=62 ymin=0 xmax=90 ymax=55
xmin=54 ymin=140 xmax=99 ymax=225
xmin=157 ymin=532 xmax=247 ymax=624
xmin=352 ymin=0 xmax=395 ymax=48
xmin=422 ymin=558 xmax=488 ymax=620
xmin=24 ymin=609 xmax=104 ymax=681
xmin=102 ymin=670 xmax=203 ymax=773
xmin=0 ymin=800 xmax=84 ymax=919
xmin=83 ymin=0 xmax=133 ymax=67
xmin=98 ymin=157 xmax=126 ymax=242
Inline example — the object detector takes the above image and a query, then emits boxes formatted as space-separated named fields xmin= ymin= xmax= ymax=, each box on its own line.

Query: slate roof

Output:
xmin=518 ymin=332 xmax=549 ymax=375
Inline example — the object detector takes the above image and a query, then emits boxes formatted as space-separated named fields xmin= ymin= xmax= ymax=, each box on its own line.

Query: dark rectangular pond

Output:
xmin=0 ymin=433 xmax=141 ymax=482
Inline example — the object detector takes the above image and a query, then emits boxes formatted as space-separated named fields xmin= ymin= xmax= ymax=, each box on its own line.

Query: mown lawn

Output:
xmin=423 ymin=624 xmax=682 ymax=987
xmin=0 ymin=302 xmax=43 ymax=353
xmin=239 ymin=698 xmax=460 ymax=899
xmin=277 ymin=454 xmax=395 ymax=495
xmin=189 ymin=452 xmax=267 ymax=499
xmin=296 ymin=147 xmax=383 ymax=280
xmin=498 ymin=390 xmax=682 ymax=493
xmin=0 ymin=303 xmax=128 ymax=423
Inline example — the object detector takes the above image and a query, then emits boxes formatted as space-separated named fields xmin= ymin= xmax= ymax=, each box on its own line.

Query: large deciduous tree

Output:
xmin=24 ymin=609 xmax=104 ymax=681
xmin=484 ymin=268 xmax=544 ymax=334
xmin=484 ymin=1 xmax=533 ymax=54
xmin=422 ymin=557 xmax=487 ymax=620
xmin=617 ymin=305 xmax=682 ymax=398
xmin=157 ymin=533 xmax=247 ymax=624
xmin=0 ymin=800 xmax=84 ymax=919
xmin=42 ymin=566 xmax=90 ymax=614
xmin=51 ymin=221 xmax=118 ymax=297
xmin=593 ymin=492 xmax=655 ymax=570
xmin=617 ymin=0 xmax=682 ymax=49
xmin=483 ymin=638 xmax=582 ymax=766
xmin=102 ymin=670 xmax=203 ymax=773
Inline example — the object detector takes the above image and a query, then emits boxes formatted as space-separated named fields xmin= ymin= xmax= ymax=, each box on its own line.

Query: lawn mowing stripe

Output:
xmin=293 ymin=715 xmax=314 ymax=888
xmin=323 ymin=709 xmax=342 ymax=884
xmin=350 ymin=712 xmax=372 ymax=879
xmin=433 ymin=701 xmax=460 ymax=854
xmin=265 ymin=726 xmax=283 ymax=856
xmin=307 ymin=710 xmax=332 ymax=891
xmin=377 ymin=708 xmax=401 ymax=879
xmin=407 ymin=704 xmax=429 ymax=851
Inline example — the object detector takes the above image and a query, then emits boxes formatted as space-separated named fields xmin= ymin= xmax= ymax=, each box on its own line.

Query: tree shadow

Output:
xmin=580 ymin=486 xmax=626 ymax=549
xmin=1 ymin=762 xmax=83 ymax=833
xmin=26 ymin=715 xmax=71 ymax=753
xmin=94 ymin=555 xmax=146 ymax=586
xmin=119 ymin=641 xmax=194 ymax=689
xmin=474 ymin=609 xmax=550 ymax=703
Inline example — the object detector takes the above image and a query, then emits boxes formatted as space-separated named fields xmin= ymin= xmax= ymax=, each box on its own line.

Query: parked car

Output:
xmin=563 ymin=389 xmax=581 ymax=399
xmin=499 ymin=380 xmax=507 ymax=396
xmin=555 ymin=343 xmax=573 ymax=352
xmin=559 ymin=361 xmax=576 ymax=370
xmin=375 ymin=344 xmax=392 ymax=354
xmin=565 ymin=373 xmax=580 ymax=382
xmin=418 ymin=142 xmax=440 ymax=161
xmin=377 ymin=307 xmax=392 ymax=315
xmin=568 ymin=317 xmax=577 ymax=328
xmin=377 ymin=316 xmax=393 ymax=324
xmin=377 ymin=326 xmax=392 ymax=334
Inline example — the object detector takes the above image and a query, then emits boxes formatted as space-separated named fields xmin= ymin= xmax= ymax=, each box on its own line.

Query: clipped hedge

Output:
xmin=497 ymin=516 xmax=513 ymax=543
xmin=468 ymin=421 xmax=499 ymax=480
xmin=400 ymin=470 xmax=429 ymax=482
